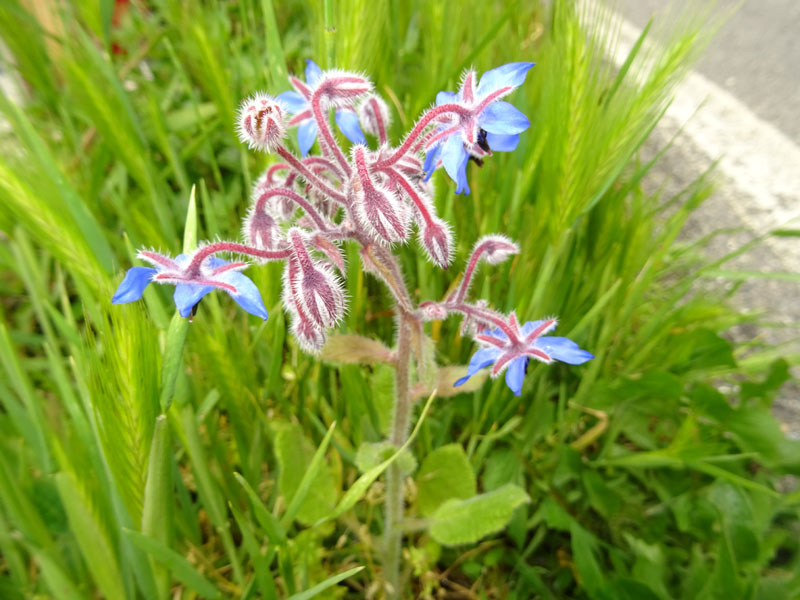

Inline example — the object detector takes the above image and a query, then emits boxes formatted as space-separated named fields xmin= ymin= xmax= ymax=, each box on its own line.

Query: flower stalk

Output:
xmin=112 ymin=58 xmax=593 ymax=597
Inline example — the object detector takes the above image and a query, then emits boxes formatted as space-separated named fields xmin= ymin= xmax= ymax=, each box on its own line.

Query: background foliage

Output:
xmin=1 ymin=0 xmax=799 ymax=598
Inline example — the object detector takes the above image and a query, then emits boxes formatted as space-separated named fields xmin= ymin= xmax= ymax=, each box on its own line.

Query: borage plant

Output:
xmin=113 ymin=58 xmax=593 ymax=597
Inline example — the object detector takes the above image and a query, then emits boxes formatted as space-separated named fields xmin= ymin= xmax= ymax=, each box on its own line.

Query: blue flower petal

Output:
xmin=441 ymin=134 xmax=470 ymax=195
xmin=484 ymin=132 xmax=520 ymax=152
xmin=423 ymin=141 xmax=442 ymax=180
xmin=217 ymin=270 xmax=269 ymax=320
xmin=480 ymin=101 xmax=530 ymax=135
xmin=520 ymin=320 xmax=546 ymax=337
xmin=305 ymin=59 xmax=323 ymax=86
xmin=335 ymin=109 xmax=367 ymax=145
xmin=206 ymin=256 xmax=228 ymax=269
xmin=476 ymin=62 xmax=535 ymax=98
xmin=112 ymin=267 xmax=157 ymax=304
xmin=174 ymin=283 xmax=214 ymax=318
xmin=454 ymin=346 xmax=503 ymax=387
xmin=535 ymin=336 xmax=594 ymax=365
xmin=436 ymin=91 xmax=457 ymax=106
xmin=297 ymin=119 xmax=318 ymax=157
xmin=480 ymin=327 xmax=509 ymax=342
xmin=504 ymin=357 xmax=528 ymax=396
xmin=276 ymin=90 xmax=307 ymax=114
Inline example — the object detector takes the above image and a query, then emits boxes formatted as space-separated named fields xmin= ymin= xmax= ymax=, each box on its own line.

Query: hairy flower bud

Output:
xmin=243 ymin=206 xmax=282 ymax=252
xmin=282 ymin=260 xmax=327 ymax=353
xmin=418 ymin=216 xmax=453 ymax=268
xmin=473 ymin=234 xmax=519 ymax=265
xmin=317 ymin=70 xmax=373 ymax=108
xmin=357 ymin=94 xmax=391 ymax=137
xmin=286 ymin=228 xmax=346 ymax=329
xmin=350 ymin=146 xmax=410 ymax=244
xmin=419 ymin=301 xmax=448 ymax=321
xmin=237 ymin=93 xmax=286 ymax=152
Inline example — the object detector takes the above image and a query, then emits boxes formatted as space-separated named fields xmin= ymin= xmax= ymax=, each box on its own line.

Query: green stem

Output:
xmin=384 ymin=311 xmax=411 ymax=598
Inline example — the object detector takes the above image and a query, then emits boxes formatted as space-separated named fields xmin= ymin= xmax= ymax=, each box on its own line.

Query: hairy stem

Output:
xmin=384 ymin=311 xmax=412 ymax=599
xmin=275 ymin=145 xmax=348 ymax=204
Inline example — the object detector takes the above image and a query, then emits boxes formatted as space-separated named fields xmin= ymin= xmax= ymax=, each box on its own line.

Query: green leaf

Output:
xmin=54 ymin=473 xmax=126 ymax=600
xmin=320 ymin=334 xmax=393 ymax=364
xmin=160 ymin=186 xmax=197 ymax=412
xmin=232 ymin=472 xmax=287 ymax=546
xmin=323 ymin=392 xmax=436 ymax=523
xmin=570 ymin=523 xmax=605 ymax=594
xmin=355 ymin=441 xmax=416 ymax=475
xmin=275 ymin=421 xmax=338 ymax=527
xmin=141 ymin=415 xmax=172 ymax=599
xmin=434 ymin=366 xmax=487 ymax=396
xmin=429 ymin=483 xmax=530 ymax=546
xmin=286 ymin=566 xmax=364 ymax=600
xmin=123 ymin=529 xmax=221 ymax=599
xmin=416 ymin=443 xmax=476 ymax=516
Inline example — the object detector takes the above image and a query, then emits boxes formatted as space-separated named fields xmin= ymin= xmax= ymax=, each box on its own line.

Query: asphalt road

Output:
xmin=621 ymin=0 xmax=800 ymax=145
xmin=618 ymin=0 xmax=800 ymax=434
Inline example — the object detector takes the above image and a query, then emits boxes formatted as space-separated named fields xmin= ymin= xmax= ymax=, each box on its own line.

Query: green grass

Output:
xmin=1 ymin=0 xmax=799 ymax=598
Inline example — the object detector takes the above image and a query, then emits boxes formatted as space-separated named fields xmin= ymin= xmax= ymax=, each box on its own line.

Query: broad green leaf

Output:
xmin=355 ymin=441 xmax=417 ymax=475
xmin=434 ymin=366 xmax=487 ymax=396
xmin=416 ymin=443 xmax=476 ymax=516
xmin=429 ymin=483 xmax=530 ymax=546
xmin=320 ymin=334 xmax=393 ymax=364
xmin=124 ymin=529 xmax=221 ymax=599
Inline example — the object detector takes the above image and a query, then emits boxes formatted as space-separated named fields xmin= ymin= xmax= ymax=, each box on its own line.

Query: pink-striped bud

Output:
xmin=357 ymin=94 xmax=391 ymax=136
xmin=286 ymin=228 xmax=346 ymax=329
xmin=291 ymin=315 xmax=327 ymax=353
xmin=237 ymin=93 xmax=286 ymax=152
xmin=317 ymin=70 xmax=373 ymax=108
xmin=243 ymin=206 xmax=282 ymax=252
xmin=282 ymin=260 xmax=327 ymax=353
xmin=473 ymin=234 xmax=519 ymax=265
xmin=419 ymin=216 xmax=453 ymax=268
xmin=350 ymin=146 xmax=410 ymax=244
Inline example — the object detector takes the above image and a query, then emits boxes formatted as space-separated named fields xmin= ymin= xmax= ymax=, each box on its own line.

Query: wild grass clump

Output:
xmin=0 ymin=0 xmax=798 ymax=598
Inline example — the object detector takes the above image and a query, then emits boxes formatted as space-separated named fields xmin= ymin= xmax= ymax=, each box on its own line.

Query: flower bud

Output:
xmin=357 ymin=94 xmax=391 ymax=136
xmin=317 ymin=70 xmax=373 ymax=108
xmin=419 ymin=301 xmax=448 ymax=321
xmin=286 ymin=229 xmax=346 ymax=329
xmin=474 ymin=234 xmax=519 ymax=265
xmin=291 ymin=315 xmax=327 ymax=353
xmin=237 ymin=93 xmax=286 ymax=152
xmin=243 ymin=206 xmax=282 ymax=252
xmin=350 ymin=146 xmax=410 ymax=244
xmin=418 ymin=216 xmax=453 ymax=268
xmin=282 ymin=260 xmax=326 ymax=353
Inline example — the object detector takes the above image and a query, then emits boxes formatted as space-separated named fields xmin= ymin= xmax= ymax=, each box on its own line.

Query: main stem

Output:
xmin=384 ymin=310 xmax=412 ymax=599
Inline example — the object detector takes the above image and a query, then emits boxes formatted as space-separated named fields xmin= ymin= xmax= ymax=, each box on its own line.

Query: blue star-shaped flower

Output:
xmin=424 ymin=62 xmax=534 ymax=194
xmin=112 ymin=252 xmax=268 ymax=320
xmin=277 ymin=59 xmax=367 ymax=156
xmin=454 ymin=318 xmax=593 ymax=396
